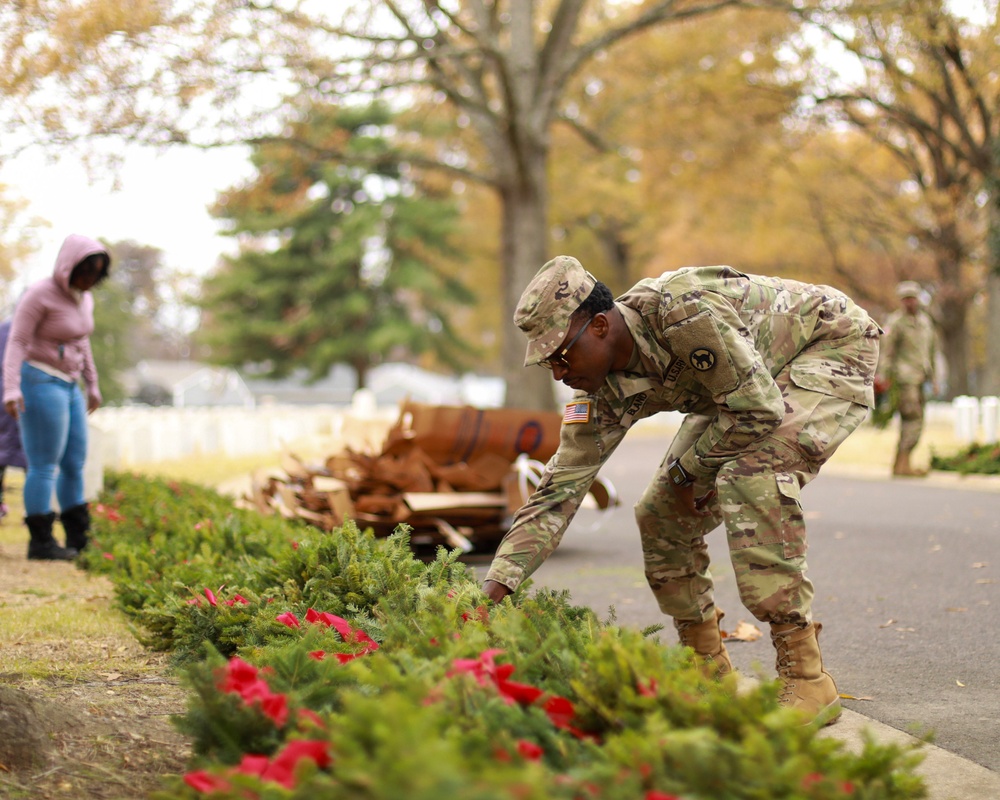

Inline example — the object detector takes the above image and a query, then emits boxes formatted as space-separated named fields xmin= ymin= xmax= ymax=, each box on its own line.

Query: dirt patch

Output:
xmin=0 ymin=537 xmax=191 ymax=800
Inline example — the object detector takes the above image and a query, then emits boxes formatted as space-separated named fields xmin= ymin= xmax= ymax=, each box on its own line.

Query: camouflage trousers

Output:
xmin=635 ymin=359 xmax=873 ymax=627
xmin=895 ymin=382 xmax=926 ymax=456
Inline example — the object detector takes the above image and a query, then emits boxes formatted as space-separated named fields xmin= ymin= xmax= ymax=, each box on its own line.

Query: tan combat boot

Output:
xmin=771 ymin=621 xmax=841 ymax=726
xmin=675 ymin=608 xmax=733 ymax=677
xmin=893 ymin=451 xmax=928 ymax=477
xmin=892 ymin=451 xmax=908 ymax=476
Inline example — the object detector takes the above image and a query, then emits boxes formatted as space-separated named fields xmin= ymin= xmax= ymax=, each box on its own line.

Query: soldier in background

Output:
xmin=878 ymin=281 xmax=939 ymax=477
xmin=482 ymin=256 xmax=881 ymax=726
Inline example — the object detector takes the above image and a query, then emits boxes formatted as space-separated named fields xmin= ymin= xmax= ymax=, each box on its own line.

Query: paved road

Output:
xmin=474 ymin=436 xmax=1000 ymax=773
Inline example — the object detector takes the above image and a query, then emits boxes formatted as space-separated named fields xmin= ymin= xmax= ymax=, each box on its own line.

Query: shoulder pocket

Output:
xmin=666 ymin=310 xmax=739 ymax=397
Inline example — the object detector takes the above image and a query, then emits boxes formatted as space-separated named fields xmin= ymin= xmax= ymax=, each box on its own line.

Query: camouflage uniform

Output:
xmin=879 ymin=286 xmax=937 ymax=460
xmin=486 ymin=261 xmax=881 ymax=627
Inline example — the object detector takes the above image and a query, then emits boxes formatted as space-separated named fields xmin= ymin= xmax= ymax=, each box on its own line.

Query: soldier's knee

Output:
xmin=634 ymin=500 xmax=661 ymax=530
xmin=633 ymin=486 xmax=682 ymax=530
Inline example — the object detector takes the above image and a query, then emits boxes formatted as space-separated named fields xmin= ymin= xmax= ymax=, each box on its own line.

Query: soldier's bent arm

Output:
xmin=485 ymin=411 xmax=628 ymax=592
xmin=665 ymin=414 xmax=713 ymax=464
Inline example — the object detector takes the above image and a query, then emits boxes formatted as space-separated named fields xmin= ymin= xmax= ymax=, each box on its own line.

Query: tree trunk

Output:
xmin=933 ymin=249 xmax=970 ymax=399
xmin=500 ymin=157 xmax=557 ymax=411
xmin=936 ymin=296 xmax=968 ymax=398
xmin=982 ymin=187 xmax=1000 ymax=396
xmin=912 ymin=207 xmax=970 ymax=399
xmin=983 ymin=270 xmax=1000 ymax=396
xmin=595 ymin=221 xmax=633 ymax=295
xmin=354 ymin=360 xmax=369 ymax=392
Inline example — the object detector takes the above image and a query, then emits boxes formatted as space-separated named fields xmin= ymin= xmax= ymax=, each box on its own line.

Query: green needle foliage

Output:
xmin=83 ymin=471 xmax=926 ymax=800
xmin=931 ymin=443 xmax=1000 ymax=475
xmin=196 ymin=102 xmax=476 ymax=388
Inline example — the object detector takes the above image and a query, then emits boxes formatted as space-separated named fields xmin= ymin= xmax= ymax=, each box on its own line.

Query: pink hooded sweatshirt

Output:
xmin=3 ymin=234 xmax=109 ymax=408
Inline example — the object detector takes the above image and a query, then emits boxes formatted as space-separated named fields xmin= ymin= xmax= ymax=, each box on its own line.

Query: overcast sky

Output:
xmin=1 ymin=143 xmax=254 ymax=292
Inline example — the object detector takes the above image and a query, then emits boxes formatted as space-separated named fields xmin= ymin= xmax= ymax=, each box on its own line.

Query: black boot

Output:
xmin=60 ymin=503 xmax=91 ymax=552
xmin=26 ymin=512 xmax=77 ymax=561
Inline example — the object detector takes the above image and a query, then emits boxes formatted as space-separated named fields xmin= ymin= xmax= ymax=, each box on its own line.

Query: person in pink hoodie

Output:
xmin=3 ymin=234 xmax=110 ymax=560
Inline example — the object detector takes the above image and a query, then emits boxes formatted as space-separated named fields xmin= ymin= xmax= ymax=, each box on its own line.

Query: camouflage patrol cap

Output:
xmin=896 ymin=281 xmax=922 ymax=299
xmin=514 ymin=255 xmax=597 ymax=367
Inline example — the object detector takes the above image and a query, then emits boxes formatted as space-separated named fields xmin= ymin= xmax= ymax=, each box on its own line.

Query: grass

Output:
xmin=0 ymin=470 xmax=163 ymax=682
xmin=120 ymin=450 xmax=302 ymax=489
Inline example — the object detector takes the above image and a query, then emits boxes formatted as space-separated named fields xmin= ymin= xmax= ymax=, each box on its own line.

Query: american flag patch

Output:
xmin=563 ymin=400 xmax=591 ymax=424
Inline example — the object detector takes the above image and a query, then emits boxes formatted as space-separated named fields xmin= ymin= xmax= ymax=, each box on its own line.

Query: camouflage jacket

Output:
xmin=879 ymin=309 xmax=936 ymax=386
xmin=486 ymin=266 xmax=880 ymax=592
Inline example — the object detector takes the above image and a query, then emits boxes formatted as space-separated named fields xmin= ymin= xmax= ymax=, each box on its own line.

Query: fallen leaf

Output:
xmin=102 ymin=672 xmax=122 ymax=682
xmin=945 ymin=607 xmax=968 ymax=613
xmin=839 ymin=693 xmax=873 ymax=701
xmin=956 ymin=680 xmax=965 ymax=687
xmin=723 ymin=621 xmax=763 ymax=642
xmin=971 ymin=562 xmax=988 ymax=569
xmin=975 ymin=578 xmax=994 ymax=584
xmin=895 ymin=627 xmax=916 ymax=632
xmin=879 ymin=619 xmax=897 ymax=628
xmin=929 ymin=544 xmax=942 ymax=552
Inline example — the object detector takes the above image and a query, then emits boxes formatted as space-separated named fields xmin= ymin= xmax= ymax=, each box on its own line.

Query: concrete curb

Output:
xmin=822 ymin=710 xmax=1000 ymax=800
xmin=732 ymin=672 xmax=1000 ymax=798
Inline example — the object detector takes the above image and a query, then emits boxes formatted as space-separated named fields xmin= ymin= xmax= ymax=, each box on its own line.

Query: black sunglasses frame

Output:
xmin=539 ymin=316 xmax=594 ymax=371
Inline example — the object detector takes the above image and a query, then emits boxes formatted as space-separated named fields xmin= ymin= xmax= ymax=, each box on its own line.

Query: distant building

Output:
xmin=245 ymin=363 xmax=505 ymax=408
xmin=243 ymin=364 xmax=358 ymax=406
xmin=123 ymin=360 xmax=255 ymax=408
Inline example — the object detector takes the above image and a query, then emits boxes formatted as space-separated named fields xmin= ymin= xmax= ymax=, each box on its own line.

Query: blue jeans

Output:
xmin=18 ymin=363 xmax=88 ymax=515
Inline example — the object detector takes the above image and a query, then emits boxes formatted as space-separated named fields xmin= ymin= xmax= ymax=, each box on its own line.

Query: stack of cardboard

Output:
xmin=241 ymin=400 xmax=618 ymax=554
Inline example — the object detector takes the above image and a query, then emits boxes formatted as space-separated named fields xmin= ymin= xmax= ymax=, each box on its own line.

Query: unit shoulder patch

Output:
xmin=689 ymin=347 xmax=716 ymax=371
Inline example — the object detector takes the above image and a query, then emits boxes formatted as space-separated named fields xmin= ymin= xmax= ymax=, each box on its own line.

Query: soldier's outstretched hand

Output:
xmin=482 ymin=579 xmax=512 ymax=604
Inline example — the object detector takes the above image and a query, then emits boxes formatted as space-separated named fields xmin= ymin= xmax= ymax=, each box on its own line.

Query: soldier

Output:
xmin=482 ymin=256 xmax=881 ymax=726
xmin=878 ymin=281 xmax=938 ymax=477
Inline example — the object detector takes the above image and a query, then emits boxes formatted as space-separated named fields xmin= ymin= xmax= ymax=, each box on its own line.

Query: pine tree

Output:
xmin=196 ymin=103 xmax=475 ymax=388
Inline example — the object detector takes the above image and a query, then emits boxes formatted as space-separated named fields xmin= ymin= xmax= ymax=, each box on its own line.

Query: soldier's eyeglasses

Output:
xmin=540 ymin=317 xmax=593 ymax=371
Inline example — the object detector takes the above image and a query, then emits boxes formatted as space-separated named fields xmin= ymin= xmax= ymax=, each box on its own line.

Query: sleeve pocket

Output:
xmin=667 ymin=310 xmax=740 ymax=397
